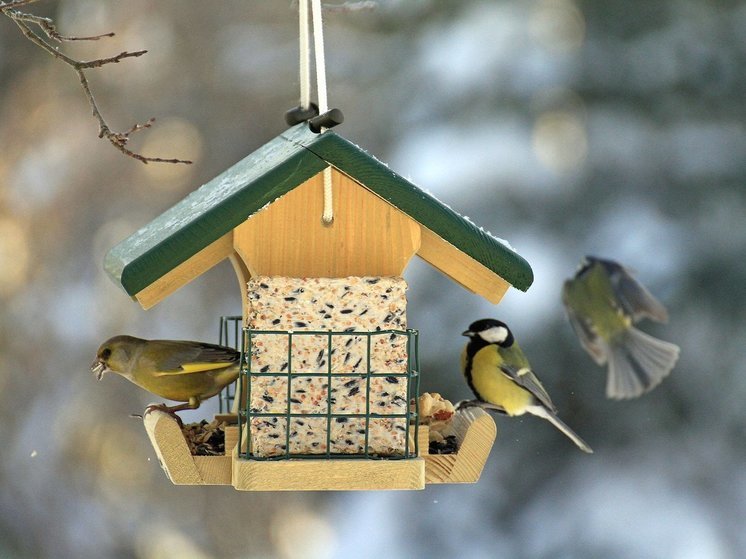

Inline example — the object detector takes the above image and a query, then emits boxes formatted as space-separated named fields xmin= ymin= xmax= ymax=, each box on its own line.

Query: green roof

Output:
xmin=105 ymin=123 xmax=533 ymax=296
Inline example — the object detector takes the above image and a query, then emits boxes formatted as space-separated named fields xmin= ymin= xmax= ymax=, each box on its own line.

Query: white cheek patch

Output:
xmin=479 ymin=326 xmax=508 ymax=344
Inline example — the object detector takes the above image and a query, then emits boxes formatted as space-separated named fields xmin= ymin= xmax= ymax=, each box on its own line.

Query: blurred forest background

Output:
xmin=1 ymin=0 xmax=745 ymax=557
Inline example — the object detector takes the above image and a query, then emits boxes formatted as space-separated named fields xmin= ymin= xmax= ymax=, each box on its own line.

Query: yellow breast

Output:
xmin=469 ymin=346 xmax=533 ymax=416
xmin=132 ymin=366 xmax=238 ymax=402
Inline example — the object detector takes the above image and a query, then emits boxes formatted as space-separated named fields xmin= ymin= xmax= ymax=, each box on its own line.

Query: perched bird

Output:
xmin=460 ymin=319 xmax=593 ymax=453
xmin=562 ymin=256 xmax=680 ymax=399
xmin=91 ymin=335 xmax=240 ymax=418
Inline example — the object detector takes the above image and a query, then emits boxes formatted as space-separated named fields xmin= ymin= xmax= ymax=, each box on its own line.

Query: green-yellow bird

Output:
xmin=461 ymin=319 xmax=593 ymax=453
xmin=91 ymin=335 xmax=240 ymax=416
xmin=562 ymin=256 xmax=679 ymax=400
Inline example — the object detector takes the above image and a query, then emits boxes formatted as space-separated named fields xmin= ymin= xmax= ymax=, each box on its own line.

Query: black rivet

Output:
xmin=285 ymin=103 xmax=319 ymax=126
xmin=308 ymin=108 xmax=344 ymax=133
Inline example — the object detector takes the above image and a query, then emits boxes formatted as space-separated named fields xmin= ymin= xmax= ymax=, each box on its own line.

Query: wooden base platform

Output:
xmin=142 ymin=407 xmax=496 ymax=491
xmin=233 ymin=451 xmax=424 ymax=491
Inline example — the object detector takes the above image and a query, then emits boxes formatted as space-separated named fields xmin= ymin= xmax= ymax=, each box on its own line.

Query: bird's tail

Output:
xmin=528 ymin=405 xmax=593 ymax=454
xmin=606 ymin=326 xmax=679 ymax=400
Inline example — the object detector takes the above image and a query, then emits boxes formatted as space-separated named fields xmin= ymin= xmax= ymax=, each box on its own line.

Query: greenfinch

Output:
xmin=460 ymin=318 xmax=593 ymax=453
xmin=562 ymin=256 xmax=679 ymax=399
xmin=91 ymin=335 xmax=240 ymax=416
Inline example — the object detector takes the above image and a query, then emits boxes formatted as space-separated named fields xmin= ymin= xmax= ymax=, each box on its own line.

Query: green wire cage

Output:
xmin=237 ymin=328 xmax=420 ymax=461
xmin=141 ymin=316 xmax=494 ymax=490
xmin=217 ymin=315 xmax=242 ymax=413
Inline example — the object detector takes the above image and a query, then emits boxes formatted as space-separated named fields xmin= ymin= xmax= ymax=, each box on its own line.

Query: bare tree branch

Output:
xmin=7 ymin=8 xmax=115 ymax=41
xmin=0 ymin=0 xmax=42 ymax=9
xmin=1 ymin=3 xmax=192 ymax=165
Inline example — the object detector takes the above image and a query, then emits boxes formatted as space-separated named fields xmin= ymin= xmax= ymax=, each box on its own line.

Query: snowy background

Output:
xmin=1 ymin=1 xmax=744 ymax=557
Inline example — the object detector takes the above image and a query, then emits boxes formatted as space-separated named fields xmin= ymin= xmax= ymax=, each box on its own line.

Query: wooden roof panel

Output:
xmin=105 ymin=124 xmax=533 ymax=297
xmin=296 ymin=130 xmax=533 ymax=291
xmin=105 ymin=134 xmax=326 ymax=295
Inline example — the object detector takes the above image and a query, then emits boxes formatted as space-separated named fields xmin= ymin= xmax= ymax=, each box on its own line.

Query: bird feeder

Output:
xmin=104 ymin=123 xmax=533 ymax=491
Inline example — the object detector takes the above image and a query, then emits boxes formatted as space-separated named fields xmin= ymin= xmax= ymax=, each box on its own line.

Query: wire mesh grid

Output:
xmin=238 ymin=328 xmax=420 ymax=461
xmin=218 ymin=315 xmax=243 ymax=413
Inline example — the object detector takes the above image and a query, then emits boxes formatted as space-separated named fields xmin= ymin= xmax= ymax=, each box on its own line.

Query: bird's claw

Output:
xmin=455 ymin=398 xmax=491 ymax=411
xmin=455 ymin=399 xmax=478 ymax=411
xmin=455 ymin=399 xmax=508 ymax=415
xmin=142 ymin=403 xmax=184 ymax=428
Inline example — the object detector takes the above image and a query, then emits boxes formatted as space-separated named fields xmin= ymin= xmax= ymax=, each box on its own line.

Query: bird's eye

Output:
xmin=101 ymin=348 xmax=112 ymax=360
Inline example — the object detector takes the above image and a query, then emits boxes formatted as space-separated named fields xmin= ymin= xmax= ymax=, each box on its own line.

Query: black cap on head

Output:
xmin=466 ymin=318 xmax=508 ymax=333
xmin=462 ymin=318 xmax=514 ymax=347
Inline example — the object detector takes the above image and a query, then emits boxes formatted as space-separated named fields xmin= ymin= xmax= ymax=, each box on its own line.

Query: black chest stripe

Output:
xmin=464 ymin=339 xmax=488 ymax=401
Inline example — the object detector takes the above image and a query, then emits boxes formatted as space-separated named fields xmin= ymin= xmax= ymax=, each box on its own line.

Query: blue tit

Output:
xmin=562 ymin=256 xmax=679 ymax=399
xmin=91 ymin=335 xmax=240 ymax=417
xmin=461 ymin=319 xmax=593 ymax=453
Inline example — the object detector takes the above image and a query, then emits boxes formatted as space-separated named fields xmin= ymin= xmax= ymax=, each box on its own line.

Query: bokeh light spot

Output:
xmin=529 ymin=0 xmax=586 ymax=53
xmin=271 ymin=506 xmax=336 ymax=559
xmin=138 ymin=118 xmax=203 ymax=188
xmin=0 ymin=217 xmax=30 ymax=297
xmin=532 ymin=110 xmax=588 ymax=173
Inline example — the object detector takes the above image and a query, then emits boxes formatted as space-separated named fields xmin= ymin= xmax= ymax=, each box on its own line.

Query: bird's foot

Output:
xmin=455 ymin=398 xmax=489 ymax=411
xmin=142 ymin=403 xmax=185 ymax=428
xmin=455 ymin=399 xmax=508 ymax=415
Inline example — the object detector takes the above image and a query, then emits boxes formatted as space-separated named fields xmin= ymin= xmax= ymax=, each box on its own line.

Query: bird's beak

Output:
xmin=90 ymin=359 xmax=108 ymax=381
xmin=462 ymin=330 xmax=474 ymax=337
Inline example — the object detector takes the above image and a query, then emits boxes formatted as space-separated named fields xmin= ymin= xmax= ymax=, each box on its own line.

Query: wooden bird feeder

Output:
xmin=104 ymin=123 xmax=533 ymax=491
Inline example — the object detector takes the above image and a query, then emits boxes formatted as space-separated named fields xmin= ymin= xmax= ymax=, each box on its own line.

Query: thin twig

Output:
xmin=1 ymin=4 xmax=191 ymax=164
xmin=8 ymin=9 xmax=115 ymax=41
xmin=0 ymin=0 xmax=42 ymax=9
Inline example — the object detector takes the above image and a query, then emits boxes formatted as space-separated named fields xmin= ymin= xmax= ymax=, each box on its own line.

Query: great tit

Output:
xmin=91 ymin=336 xmax=240 ymax=417
xmin=562 ymin=256 xmax=679 ymax=400
xmin=461 ymin=319 xmax=593 ymax=453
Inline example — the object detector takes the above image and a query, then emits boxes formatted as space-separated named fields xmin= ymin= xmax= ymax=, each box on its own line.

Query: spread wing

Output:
xmin=500 ymin=364 xmax=556 ymax=413
xmin=562 ymin=283 xmax=607 ymax=365
xmin=148 ymin=341 xmax=240 ymax=376
xmin=601 ymin=260 xmax=669 ymax=323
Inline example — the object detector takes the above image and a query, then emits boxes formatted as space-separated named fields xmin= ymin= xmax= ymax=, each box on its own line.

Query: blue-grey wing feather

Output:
xmin=500 ymin=364 xmax=557 ymax=412
xmin=604 ymin=262 xmax=669 ymax=323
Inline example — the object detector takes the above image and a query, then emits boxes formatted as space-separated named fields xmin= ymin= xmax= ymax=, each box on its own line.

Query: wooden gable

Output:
xmin=234 ymin=169 xmax=421 ymax=277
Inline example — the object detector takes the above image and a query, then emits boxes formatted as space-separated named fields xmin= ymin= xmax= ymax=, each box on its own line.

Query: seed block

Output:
xmin=245 ymin=276 xmax=410 ymax=457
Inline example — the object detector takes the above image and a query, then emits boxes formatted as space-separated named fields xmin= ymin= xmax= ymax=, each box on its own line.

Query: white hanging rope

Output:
xmin=310 ymin=0 xmax=328 ymax=114
xmin=320 ymin=167 xmax=334 ymax=225
xmin=298 ymin=0 xmax=311 ymax=110
xmin=297 ymin=1 xmax=333 ymax=225
xmin=309 ymin=0 xmax=334 ymax=225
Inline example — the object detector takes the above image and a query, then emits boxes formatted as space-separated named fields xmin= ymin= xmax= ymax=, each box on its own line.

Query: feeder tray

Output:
xmin=144 ymin=412 xmax=238 ymax=485
xmin=423 ymin=406 xmax=496 ymax=484
xmin=143 ymin=407 xmax=495 ymax=490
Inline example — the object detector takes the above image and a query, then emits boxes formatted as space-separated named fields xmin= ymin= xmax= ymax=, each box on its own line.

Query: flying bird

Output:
xmin=562 ymin=256 xmax=680 ymax=399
